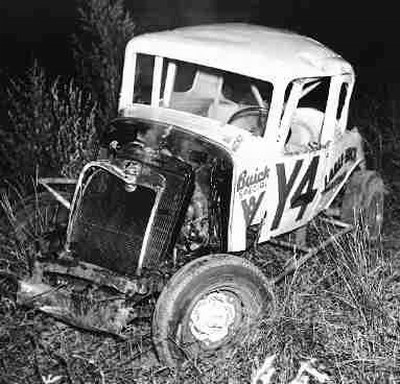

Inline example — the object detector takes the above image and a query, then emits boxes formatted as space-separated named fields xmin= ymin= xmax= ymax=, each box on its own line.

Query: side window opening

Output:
xmin=133 ymin=55 xmax=169 ymax=106
xmin=133 ymin=55 xmax=274 ymax=138
xmin=222 ymin=73 xmax=272 ymax=106
xmin=173 ymin=62 xmax=197 ymax=92
xmin=297 ymin=78 xmax=329 ymax=112
xmin=165 ymin=61 xmax=274 ymax=135
xmin=134 ymin=54 xmax=154 ymax=104
xmin=166 ymin=62 xmax=223 ymax=116
xmin=336 ymin=82 xmax=348 ymax=121
xmin=220 ymin=73 xmax=273 ymax=136
xmin=159 ymin=60 xmax=169 ymax=101
xmin=285 ymin=77 xmax=330 ymax=153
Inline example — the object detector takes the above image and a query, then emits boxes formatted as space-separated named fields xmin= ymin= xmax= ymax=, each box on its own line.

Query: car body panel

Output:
xmin=114 ymin=106 xmax=364 ymax=252
xmin=123 ymin=23 xmax=354 ymax=84
xmin=116 ymin=19 xmax=362 ymax=251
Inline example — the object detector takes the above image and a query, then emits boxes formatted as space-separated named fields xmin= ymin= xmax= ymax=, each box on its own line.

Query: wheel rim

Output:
xmin=189 ymin=291 xmax=242 ymax=347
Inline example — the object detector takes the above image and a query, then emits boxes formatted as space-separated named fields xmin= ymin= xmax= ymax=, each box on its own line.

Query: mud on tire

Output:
xmin=152 ymin=254 xmax=274 ymax=366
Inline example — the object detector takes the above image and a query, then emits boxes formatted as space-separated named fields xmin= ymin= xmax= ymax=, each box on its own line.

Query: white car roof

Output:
xmin=126 ymin=23 xmax=354 ymax=83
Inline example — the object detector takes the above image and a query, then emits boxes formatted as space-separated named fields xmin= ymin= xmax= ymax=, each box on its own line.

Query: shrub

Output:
xmin=0 ymin=61 xmax=98 ymax=183
xmin=72 ymin=0 xmax=136 ymax=126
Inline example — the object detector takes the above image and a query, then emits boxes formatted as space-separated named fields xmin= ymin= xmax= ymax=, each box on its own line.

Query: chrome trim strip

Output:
xmin=135 ymin=185 xmax=164 ymax=276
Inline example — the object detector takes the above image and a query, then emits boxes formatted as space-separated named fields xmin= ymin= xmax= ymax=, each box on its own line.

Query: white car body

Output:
xmin=118 ymin=23 xmax=364 ymax=252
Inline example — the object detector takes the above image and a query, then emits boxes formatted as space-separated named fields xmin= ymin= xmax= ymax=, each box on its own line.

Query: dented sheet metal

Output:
xmin=15 ymin=258 xmax=164 ymax=336
xmin=39 ymin=260 xmax=165 ymax=294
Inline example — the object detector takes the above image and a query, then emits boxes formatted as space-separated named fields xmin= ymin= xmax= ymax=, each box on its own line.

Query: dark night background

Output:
xmin=0 ymin=0 xmax=398 ymax=98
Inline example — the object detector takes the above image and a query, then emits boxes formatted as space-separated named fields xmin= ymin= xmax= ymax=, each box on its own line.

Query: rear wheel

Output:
xmin=152 ymin=254 xmax=274 ymax=366
xmin=341 ymin=170 xmax=385 ymax=240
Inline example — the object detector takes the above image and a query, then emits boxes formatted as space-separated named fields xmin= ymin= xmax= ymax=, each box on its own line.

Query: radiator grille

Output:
xmin=143 ymin=170 xmax=192 ymax=268
xmin=69 ymin=169 xmax=155 ymax=275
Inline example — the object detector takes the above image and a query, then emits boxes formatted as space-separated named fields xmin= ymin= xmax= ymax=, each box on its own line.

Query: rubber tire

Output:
xmin=341 ymin=170 xmax=385 ymax=240
xmin=152 ymin=254 xmax=274 ymax=366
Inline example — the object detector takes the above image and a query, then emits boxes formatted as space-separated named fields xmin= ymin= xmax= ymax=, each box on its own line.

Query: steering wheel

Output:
xmin=227 ymin=106 xmax=269 ymax=136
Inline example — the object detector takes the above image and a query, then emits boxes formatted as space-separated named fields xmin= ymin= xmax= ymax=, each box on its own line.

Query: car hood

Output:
xmin=121 ymin=104 xmax=257 ymax=156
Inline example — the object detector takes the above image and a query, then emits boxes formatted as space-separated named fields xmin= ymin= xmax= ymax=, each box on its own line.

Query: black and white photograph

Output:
xmin=0 ymin=1 xmax=398 ymax=382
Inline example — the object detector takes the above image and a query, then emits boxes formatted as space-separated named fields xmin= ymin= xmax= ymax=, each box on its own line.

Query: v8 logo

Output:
xmin=241 ymin=192 xmax=265 ymax=227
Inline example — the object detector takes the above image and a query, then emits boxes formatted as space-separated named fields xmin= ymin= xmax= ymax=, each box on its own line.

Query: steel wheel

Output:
xmin=152 ymin=254 xmax=274 ymax=366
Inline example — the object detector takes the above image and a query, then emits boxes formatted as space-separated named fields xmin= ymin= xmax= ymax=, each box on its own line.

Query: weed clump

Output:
xmin=0 ymin=62 xmax=97 ymax=183
xmin=251 ymin=223 xmax=400 ymax=383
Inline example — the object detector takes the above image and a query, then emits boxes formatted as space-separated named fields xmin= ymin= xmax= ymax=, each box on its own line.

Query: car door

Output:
xmin=263 ymin=146 xmax=329 ymax=240
xmin=257 ymin=77 xmax=333 ymax=242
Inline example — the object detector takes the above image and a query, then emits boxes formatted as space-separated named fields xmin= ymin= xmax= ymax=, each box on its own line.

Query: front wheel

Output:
xmin=341 ymin=170 xmax=385 ymax=240
xmin=152 ymin=254 xmax=274 ymax=366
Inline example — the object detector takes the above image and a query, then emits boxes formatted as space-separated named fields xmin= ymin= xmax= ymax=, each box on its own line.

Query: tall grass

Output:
xmin=247 ymin=223 xmax=399 ymax=383
xmin=0 ymin=61 xmax=98 ymax=183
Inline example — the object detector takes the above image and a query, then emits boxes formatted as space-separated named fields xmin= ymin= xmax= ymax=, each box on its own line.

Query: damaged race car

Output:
xmin=2 ymin=23 xmax=385 ymax=366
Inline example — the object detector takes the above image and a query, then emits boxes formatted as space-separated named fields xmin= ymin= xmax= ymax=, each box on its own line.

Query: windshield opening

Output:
xmin=133 ymin=55 xmax=273 ymax=137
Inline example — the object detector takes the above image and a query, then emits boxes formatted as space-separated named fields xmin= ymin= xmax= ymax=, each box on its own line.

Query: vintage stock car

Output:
xmin=5 ymin=23 xmax=385 ymax=365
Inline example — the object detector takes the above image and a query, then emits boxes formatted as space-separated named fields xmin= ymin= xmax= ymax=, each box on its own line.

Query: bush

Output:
xmin=0 ymin=61 xmax=98 ymax=182
xmin=72 ymin=0 xmax=136 ymax=125
xmin=0 ymin=0 xmax=136 ymax=184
